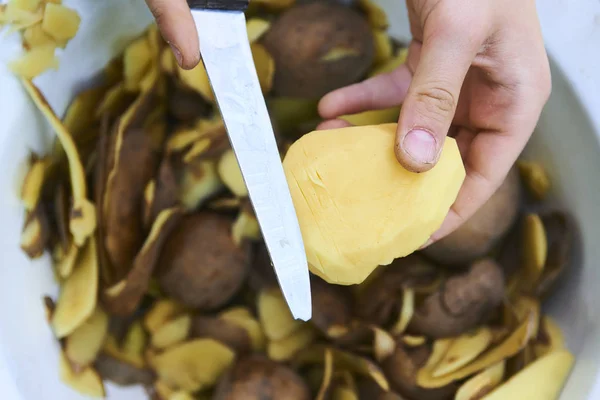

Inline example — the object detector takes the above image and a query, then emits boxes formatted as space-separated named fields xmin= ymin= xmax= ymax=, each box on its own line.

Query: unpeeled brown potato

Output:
xmin=261 ymin=2 xmax=375 ymax=98
xmin=423 ymin=166 xmax=522 ymax=266
xmin=156 ymin=212 xmax=250 ymax=310
xmin=212 ymin=355 xmax=311 ymax=400
xmin=408 ymin=258 xmax=505 ymax=338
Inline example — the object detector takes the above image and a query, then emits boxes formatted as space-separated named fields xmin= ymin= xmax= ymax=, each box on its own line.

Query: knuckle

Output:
xmin=414 ymin=84 xmax=457 ymax=118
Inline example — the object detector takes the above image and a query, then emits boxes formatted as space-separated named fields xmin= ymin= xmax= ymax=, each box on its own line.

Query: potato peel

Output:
xmin=251 ymin=43 xmax=275 ymax=93
xmin=103 ymin=329 xmax=146 ymax=369
xmin=431 ymin=327 xmax=494 ymax=378
xmin=52 ymin=239 xmax=99 ymax=338
xmin=20 ymin=203 xmax=50 ymax=259
xmin=372 ymin=29 xmax=393 ymax=65
xmin=178 ymin=160 xmax=223 ymax=210
xmin=122 ymin=321 xmax=147 ymax=361
xmin=2 ymin=3 xmax=42 ymax=29
xmin=391 ymin=287 xmax=414 ymax=335
xmin=218 ymin=149 xmax=248 ymax=197
xmin=372 ymin=326 xmax=396 ymax=363
xmin=521 ymin=213 xmax=548 ymax=291
xmin=65 ymin=307 xmax=109 ymax=368
xmin=9 ymin=44 xmax=58 ymax=78
xmin=417 ymin=296 xmax=540 ymax=388
xmin=455 ymin=360 xmax=505 ymax=400
xmin=219 ymin=307 xmax=266 ymax=351
xmin=144 ymin=299 xmax=187 ymax=335
xmin=482 ymin=350 xmax=574 ymax=400
xmin=250 ymin=0 xmax=295 ymax=11
xmin=59 ymin=351 xmax=106 ymax=398
xmin=518 ymin=160 xmax=550 ymax=200
xmin=10 ymin=0 xmax=41 ymax=13
xmin=334 ymin=348 xmax=390 ymax=391
xmin=160 ymin=47 xmax=177 ymax=74
xmin=191 ymin=315 xmax=252 ymax=354
xmin=23 ymin=23 xmax=56 ymax=49
xmin=357 ymin=0 xmax=389 ymax=29
xmin=268 ymin=323 xmax=317 ymax=361
xmin=62 ymin=86 xmax=108 ymax=139
xmin=295 ymin=345 xmax=389 ymax=391
xmin=94 ymin=353 xmax=155 ymax=387
xmin=21 ymin=79 xmax=97 ymax=246
xmin=178 ymin=62 xmax=214 ymax=102
xmin=102 ymin=207 xmax=183 ymax=316
xmin=182 ymin=138 xmax=212 ymax=164
xmin=534 ymin=316 xmax=565 ymax=358
xmin=95 ymin=83 xmax=136 ymax=119
xmin=258 ymin=287 xmax=304 ymax=341
xmin=102 ymin=87 xmax=163 ymax=274
xmin=246 ymin=18 xmax=271 ymax=43
xmin=403 ymin=335 xmax=426 ymax=347
xmin=152 ymin=314 xmax=192 ymax=350
xmin=142 ymin=159 xmax=179 ymax=229
xmin=150 ymin=338 xmax=235 ymax=392
xmin=41 ymin=3 xmax=81 ymax=41
xmin=316 ymin=348 xmax=334 ymax=400
xmin=20 ymin=154 xmax=48 ymax=210
xmin=232 ymin=208 xmax=260 ymax=246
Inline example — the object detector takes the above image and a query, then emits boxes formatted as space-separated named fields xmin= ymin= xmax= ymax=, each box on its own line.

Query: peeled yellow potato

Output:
xmin=481 ymin=350 xmax=574 ymax=400
xmin=282 ymin=123 xmax=465 ymax=285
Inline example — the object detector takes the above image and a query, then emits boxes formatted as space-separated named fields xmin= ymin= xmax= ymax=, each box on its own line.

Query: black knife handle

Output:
xmin=187 ymin=0 xmax=249 ymax=11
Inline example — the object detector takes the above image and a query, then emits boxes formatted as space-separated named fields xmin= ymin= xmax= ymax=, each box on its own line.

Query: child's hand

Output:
xmin=318 ymin=0 xmax=551 ymax=245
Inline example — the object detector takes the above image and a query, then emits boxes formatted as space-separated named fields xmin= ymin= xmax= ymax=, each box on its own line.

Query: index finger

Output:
xmin=145 ymin=0 xmax=200 ymax=69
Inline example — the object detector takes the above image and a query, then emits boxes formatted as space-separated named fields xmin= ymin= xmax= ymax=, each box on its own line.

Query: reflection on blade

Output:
xmin=192 ymin=9 xmax=311 ymax=320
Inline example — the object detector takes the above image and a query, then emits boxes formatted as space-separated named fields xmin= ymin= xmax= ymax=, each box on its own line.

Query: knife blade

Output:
xmin=188 ymin=0 xmax=312 ymax=321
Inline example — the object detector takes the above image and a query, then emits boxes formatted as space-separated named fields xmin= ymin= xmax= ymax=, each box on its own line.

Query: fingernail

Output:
xmin=402 ymin=129 xmax=437 ymax=164
xmin=169 ymin=42 xmax=183 ymax=67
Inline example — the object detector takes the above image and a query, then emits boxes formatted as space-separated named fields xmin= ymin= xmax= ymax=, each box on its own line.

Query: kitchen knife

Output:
xmin=187 ymin=0 xmax=312 ymax=320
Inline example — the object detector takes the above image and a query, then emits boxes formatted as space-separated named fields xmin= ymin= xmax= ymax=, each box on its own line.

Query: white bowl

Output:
xmin=0 ymin=0 xmax=599 ymax=399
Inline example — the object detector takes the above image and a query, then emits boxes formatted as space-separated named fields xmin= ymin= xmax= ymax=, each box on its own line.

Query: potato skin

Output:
xmin=157 ymin=212 xmax=250 ymax=310
xmin=190 ymin=315 xmax=252 ymax=354
xmin=104 ymin=127 xmax=161 ymax=280
xmin=212 ymin=355 xmax=310 ymax=400
xmin=383 ymin=344 xmax=457 ymax=400
xmin=310 ymin=275 xmax=353 ymax=337
xmin=261 ymin=2 xmax=374 ymax=98
xmin=423 ymin=166 xmax=522 ymax=265
xmin=408 ymin=258 xmax=505 ymax=338
xmin=94 ymin=354 xmax=155 ymax=387
xmin=355 ymin=255 xmax=439 ymax=326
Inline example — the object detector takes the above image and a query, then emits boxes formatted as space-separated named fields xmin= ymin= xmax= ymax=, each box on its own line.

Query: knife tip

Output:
xmin=290 ymin=301 xmax=312 ymax=321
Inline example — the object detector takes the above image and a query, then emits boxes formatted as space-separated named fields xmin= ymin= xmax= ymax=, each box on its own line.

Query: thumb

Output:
xmin=396 ymin=21 xmax=484 ymax=173
xmin=145 ymin=0 xmax=200 ymax=69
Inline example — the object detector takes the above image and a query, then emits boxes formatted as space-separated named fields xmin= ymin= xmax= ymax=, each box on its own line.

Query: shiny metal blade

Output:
xmin=192 ymin=9 xmax=312 ymax=321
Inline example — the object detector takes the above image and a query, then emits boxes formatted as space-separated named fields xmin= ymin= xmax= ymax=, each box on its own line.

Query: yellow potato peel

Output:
xmin=52 ymin=239 xmax=98 ymax=338
xmin=21 ymin=79 xmax=97 ymax=246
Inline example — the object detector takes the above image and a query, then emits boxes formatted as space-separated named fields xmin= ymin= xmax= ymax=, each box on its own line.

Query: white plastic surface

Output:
xmin=0 ymin=0 xmax=599 ymax=399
